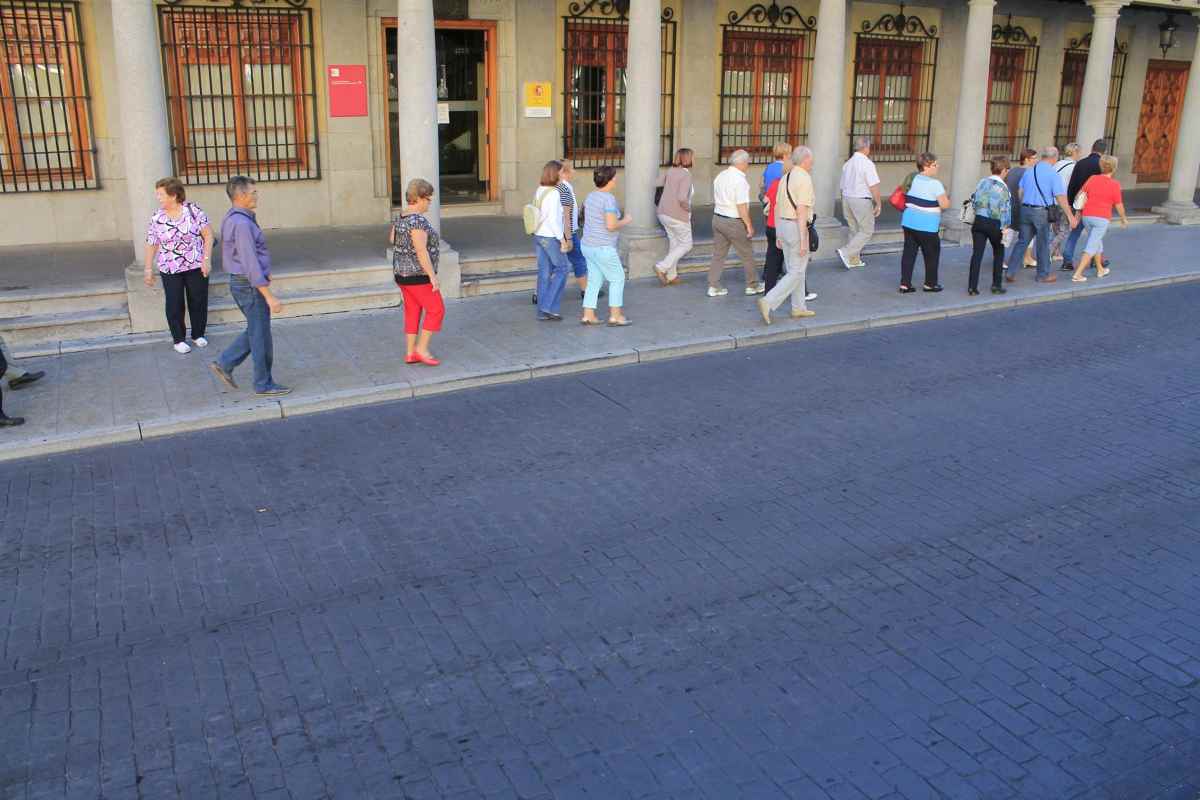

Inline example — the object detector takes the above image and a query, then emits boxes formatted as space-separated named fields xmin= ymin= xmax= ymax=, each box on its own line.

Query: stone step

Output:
xmin=0 ymin=283 xmax=126 ymax=317
xmin=207 ymin=262 xmax=394 ymax=296
xmin=206 ymin=284 xmax=399 ymax=325
xmin=1 ymin=307 xmax=132 ymax=352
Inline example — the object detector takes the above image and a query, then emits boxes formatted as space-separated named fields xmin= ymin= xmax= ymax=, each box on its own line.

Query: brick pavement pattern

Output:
xmin=2 ymin=284 xmax=1200 ymax=800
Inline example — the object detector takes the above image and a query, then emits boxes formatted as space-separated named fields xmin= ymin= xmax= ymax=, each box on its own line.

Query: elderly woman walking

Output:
xmin=144 ymin=177 xmax=213 ymax=354
xmin=655 ymin=148 xmax=694 ymax=285
xmin=581 ymin=166 xmax=633 ymax=326
xmin=391 ymin=179 xmax=444 ymax=365
xmin=967 ymin=156 xmax=1013 ymax=296
xmin=531 ymin=160 xmax=572 ymax=320
xmin=757 ymin=146 xmax=816 ymax=324
xmin=1071 ymin=155 xmax=1127 ymax=283
xmin=899 ymin=153 xmax=949 ymax=293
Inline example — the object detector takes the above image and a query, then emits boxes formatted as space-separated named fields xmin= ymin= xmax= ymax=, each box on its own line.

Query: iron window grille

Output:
xmin=984 ymin=16 xmax=1039 ymax=158
xmin=718 ymin=2 xmax=815 ymax=165
xmin=562 ymin=0 xmax=676 ymax=168
xmin=0 ymin=0 xmax=97 ymax=193
xmin=849 ymin=5 xmax=939 ymax=163
xmin=1056 ymin=33 xmax=1126 ymax=150
xmin=158 ymin=2 xmax=319 ymax=185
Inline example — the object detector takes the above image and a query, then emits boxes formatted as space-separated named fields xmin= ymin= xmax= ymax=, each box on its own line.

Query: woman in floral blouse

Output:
xmin=967 ymin=156 xmax=1013 ymax=296
xmin=144 ymin=177 xmax=213 ymax=354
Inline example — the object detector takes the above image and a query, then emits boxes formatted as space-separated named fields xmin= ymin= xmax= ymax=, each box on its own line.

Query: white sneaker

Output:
xmin=744 ymin=283 xmax=765 ymax=296
xmin=805 ymin=291 xmax=818 ymax=302
xmin=173 ymin=342 xmax=192 ymax=354
xmin=192 ymin=336 xmax=208 ymax=348
xmin=837 ymin=247 xmax=851 ymax=268
xmin=707 ymin=286 xmax=728 ymax=298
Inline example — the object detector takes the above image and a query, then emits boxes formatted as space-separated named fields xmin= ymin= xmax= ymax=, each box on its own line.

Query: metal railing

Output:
xmin=984 ymin=18 xmax=1039 ymax=159
xmin=0 ymin=0 xmax=98 ymax=193
xmin=157 ymin=4 xmax=319 ymax=185
xmin=561 ymin=1 xmax=676 ymax=168
xmin=717 ymin=4 xmax=815 ymax=165
xmin=1056 ymin=34 xmax=1127 ymax=150
xmin=849 ymin=7 xmax=939 ymax=163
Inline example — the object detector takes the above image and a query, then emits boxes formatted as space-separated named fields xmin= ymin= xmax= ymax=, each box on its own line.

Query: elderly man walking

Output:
xmin=708 ymin=150 xmax=761 ymax=298
xmin=837 ymin=137 xmax=881 ymax=268
xmin=0 ymin=334 xmax=44 ymax=392
xmin=758 ymin=147 xmax=816 ymax=324
xmin=1009 ymin=146 xmax=1076 ymax=285
xmin=209 ymin=176 xmax=291 ymax=397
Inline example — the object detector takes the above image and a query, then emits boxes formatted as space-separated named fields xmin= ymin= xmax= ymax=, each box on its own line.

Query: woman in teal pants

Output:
xmin=579 ymin=166 xmax=633 ymax=326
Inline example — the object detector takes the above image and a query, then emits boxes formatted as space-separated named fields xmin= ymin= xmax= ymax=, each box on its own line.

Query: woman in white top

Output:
xmin=531 ymin=160 xmax=572 ymax=320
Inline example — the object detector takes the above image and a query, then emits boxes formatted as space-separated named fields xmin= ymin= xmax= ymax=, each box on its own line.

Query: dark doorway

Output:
xmin=385 ymin=22 xmax=493 ymax=206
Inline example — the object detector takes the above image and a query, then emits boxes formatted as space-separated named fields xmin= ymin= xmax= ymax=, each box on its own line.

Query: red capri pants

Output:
xmin=399 ymin=282 xmax=445 ymax=334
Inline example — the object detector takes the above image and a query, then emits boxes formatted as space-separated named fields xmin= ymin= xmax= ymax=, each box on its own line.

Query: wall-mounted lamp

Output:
xmin=1159 ymin=12 xmax=1178 ymax=59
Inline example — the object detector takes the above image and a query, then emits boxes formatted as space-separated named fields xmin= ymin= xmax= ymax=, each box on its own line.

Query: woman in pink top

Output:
xmin=144 ymin=177 xmax=214 ymax=354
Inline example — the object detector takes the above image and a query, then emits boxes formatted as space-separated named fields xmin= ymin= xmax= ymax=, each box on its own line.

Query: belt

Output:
xmin=714 ymin=213 xmax=739 ymax=220
xmin=1021 ymin=204 xmax=1053 ymax=209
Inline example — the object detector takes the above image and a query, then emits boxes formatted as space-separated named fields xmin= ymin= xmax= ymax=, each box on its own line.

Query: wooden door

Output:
xmin=1133 ymin=60 xmax=1190 ymax=182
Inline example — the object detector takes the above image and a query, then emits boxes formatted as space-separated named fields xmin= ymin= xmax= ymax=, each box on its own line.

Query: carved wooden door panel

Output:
xmin=1134 ymin=60 xmax=1189 ymax=182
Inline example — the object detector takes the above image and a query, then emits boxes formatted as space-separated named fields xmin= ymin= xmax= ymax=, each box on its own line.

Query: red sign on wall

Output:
xmin=328 ymin=65 xmax=367 ymax=117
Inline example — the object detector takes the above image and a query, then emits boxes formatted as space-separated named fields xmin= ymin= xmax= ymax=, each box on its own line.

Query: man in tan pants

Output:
xmin=758 ymin=147 xmax=816 ymax=324
xmin=707 ymin=150 xmax=761 ymax=297
xmin=838 ymin=136 xmax=881 ymax=269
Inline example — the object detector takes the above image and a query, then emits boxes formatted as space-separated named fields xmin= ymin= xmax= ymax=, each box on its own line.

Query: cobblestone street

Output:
xmin=2 ymin=283 xmax=1199 ymax=800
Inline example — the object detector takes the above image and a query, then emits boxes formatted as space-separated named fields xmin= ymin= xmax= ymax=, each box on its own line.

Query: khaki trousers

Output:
xmin=843 ymin=196 xmax=876 ymax=262
xmin=763 ymin=218 xmax=809 ymax=313
xmin=708 ymin=214 xmax=757 ymax=288
xmin=656 ymin=214 xmax=693 ymax=280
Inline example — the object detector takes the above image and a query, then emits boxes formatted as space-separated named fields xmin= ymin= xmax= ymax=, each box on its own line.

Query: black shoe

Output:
xmin=968 ymin=288 xmax=980 ymax=296
xmin=1060 ymin=263 xmax=1074 ymax=272
xmin=923 ymin=284 xmax=944 ymax=293
xmin=531 ymin=293 xmax=538 ymax=305
xmin=991 ymin=286 xmax=1006 ymax=294
xmin=7 ymin=370 xmax=45 ymax=390
xmin=899 ymin=286 xmax=917 ymax=294
xmin=538 ymin=312 xmax=562 ymax=321
xmin=209 ymin=362 xmax=238 ymax=390
xmin=256 ymin=385 xmax=292 ymax=397
xmin=0 ymin=415 xmax=25 ymax=427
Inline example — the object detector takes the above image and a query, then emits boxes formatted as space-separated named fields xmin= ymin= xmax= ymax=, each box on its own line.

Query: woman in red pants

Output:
xmin=390 ymin=178 xmax=445 ymax=366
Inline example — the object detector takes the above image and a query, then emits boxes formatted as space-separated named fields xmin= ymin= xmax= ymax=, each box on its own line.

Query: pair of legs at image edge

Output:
xmin=210 ymin=277 xmax=290 ymax=396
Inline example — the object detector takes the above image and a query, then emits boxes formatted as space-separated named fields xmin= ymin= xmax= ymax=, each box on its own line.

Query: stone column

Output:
xmin=112 ymin=0 xmax=174 ymax=333
xmin=1076 ymin=0 xmax=1126 ymax=150
xmin=808 ymin=0 xmax=848 ymax=248
xmin=620 ymin=0 xmax=667 ymax=277
xmin=111 ymin=0 xmax=173 ymax=263
xmin=1154 ymin=15 xmax=1200 ymax=224
xmin=396 ymin=0 xmax=460 ymax=295
xmin=945 ymin=0 xmax=996 ymax=242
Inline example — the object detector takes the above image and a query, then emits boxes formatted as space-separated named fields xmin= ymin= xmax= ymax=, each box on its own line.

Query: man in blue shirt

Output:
xmin=1010 ymin=146 xmax=1077 ymax=284
xmin=209 ymin=176 xmax=291 ymax=396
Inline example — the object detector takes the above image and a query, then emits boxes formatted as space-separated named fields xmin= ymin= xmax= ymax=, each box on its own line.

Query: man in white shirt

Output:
xmin=837 ymin=136 xmax=881 ymax=269
xmin=708 ymin=150 xmax=761 ymax=298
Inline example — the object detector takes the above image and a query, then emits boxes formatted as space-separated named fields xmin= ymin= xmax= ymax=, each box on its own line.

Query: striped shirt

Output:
xmin=557 ymin=181 xmax=579 ymax=234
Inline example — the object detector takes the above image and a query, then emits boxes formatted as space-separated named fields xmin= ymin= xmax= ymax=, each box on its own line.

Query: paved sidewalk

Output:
xmin=3 ymin=224 xmax=1199 ymax=462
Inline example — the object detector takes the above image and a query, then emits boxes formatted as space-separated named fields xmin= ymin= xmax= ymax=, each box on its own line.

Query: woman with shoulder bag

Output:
xmin=530 ymin=161 xmax=571 ymax=320
xmin=391 ymin=179 xmax=444 ymax=366
xmin=1071 ymin=155 xmax=1127 ymax=283
xmin=899 ymin=153 xmax=949 ymax=293
xmin=967 ymin=156 xmax=1014 ymax=296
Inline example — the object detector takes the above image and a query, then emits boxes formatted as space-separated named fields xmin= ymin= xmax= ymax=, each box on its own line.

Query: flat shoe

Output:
xmin=404 ymin=354 xmax=420 ymax=364
xmin=923 ymin=284 xmax=943 ymax=292
xmin=899 ymin=286 xmax=916 ymax=294
xmin=580 ymin=318 xmax=604 ymax=326
xmin=654 ymin=270 xmax=669 ymax=286
xmin=7 ymin=371 xmax=45 ymax=390
xmin=1071 ymin=276 xmax=1087 ymax=282
xmin=0 ymin=416 xmax=25 ymax=427
xmin=606 ymin=319 xmax=632 ymax=327
xmin=416 ymin=354 xmax=440 ymax=366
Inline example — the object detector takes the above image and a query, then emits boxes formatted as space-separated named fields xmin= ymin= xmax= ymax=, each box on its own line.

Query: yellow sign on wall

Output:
xmin=524 ymin=81 xmax=552 ymax=118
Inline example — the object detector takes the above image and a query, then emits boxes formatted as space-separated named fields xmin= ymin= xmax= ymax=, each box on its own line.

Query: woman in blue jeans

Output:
xmin=580 ymin=166 xmax=633 ymax=326
xmin=530 ymin=160 xmax=571 ymax=321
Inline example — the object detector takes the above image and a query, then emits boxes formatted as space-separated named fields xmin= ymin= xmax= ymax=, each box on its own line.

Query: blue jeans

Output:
xmin=1012 ymin=206 xmax=1052 ymax=279
xmin=218 ymin=277 xmax=275 ymax=392
xmin=580 ymin=244 xmax=625 ymax=309
xmin=533 ymin=235 xmax=569 ymax=315
xmin=1063 ymin=222 xmax=1084 ymax=267
xmin=567 ymin=232 xmax=588 ymax=278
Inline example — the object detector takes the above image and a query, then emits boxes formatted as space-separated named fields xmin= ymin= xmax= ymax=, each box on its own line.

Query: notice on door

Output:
xmin=524 ymin=81 xmax=552 ymax=118
xmin=328 ymin=65 xmax=367 ymax=117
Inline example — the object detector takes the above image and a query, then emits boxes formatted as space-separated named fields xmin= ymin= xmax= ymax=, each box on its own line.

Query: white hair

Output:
xmin=1063 ymin=142 xmax=1080 ymax=158
xmin=1041 ymin=145 xmax=1059 ymax=160
xmin=791 ymin=145 xmax=813 ymax=165
xmin=728 ymin=150 xmax=751 ymax=166
xmin=854 ymin=136 xmax=872 ymax=152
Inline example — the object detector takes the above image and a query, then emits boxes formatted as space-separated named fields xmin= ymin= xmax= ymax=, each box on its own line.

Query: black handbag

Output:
xmin=1032 ymin=166 xmax=1062 ymax=225
xmin=784 ymin=172 xmax=819 ymax=253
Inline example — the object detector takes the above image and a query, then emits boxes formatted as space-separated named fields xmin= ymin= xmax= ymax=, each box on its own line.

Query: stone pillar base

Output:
xmin=942 ymin=218 xmax=974 ymax=245
xmin=125 ymin=263 xmax=167 ymax=334
xmin=1152 ymin=202 xmax=1200 ymax=226
xmin=438 ymin=243 xmax=463 ymax=299
xmin=814 ymin=218 xmax=849 ymax=259
xmin=620 ymin=228 xmax=668 ymax=280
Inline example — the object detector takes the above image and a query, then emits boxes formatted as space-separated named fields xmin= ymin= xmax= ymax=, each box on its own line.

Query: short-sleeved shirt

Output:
xmin=761 ymin=160 xmax=785 ymax=201
xmin=900 ymin=174 xmax=945 ymax=233
xmin=391 ymin=212 xmax=439 ymax=284
xmin=840 ymin=152 xmax=881 ymax=198
xmin=1005 ymin=166 xmax=1027 ymax=227
xmin=1018 ymin=161 xmax=1067 ymax=207
xmin=145 ymin=203 xmax=210 ymax=274
xmin=657 ymin=166 xmax=694 ymax=223
xmin=775 ymin=167 xmax=814 ymax=223
xmin=713 ymin=166 xmax=751 ymax=218
xmin=1079 ymin=174 xmax=1123 ymax=220
xmin=557 ymin=181 xmax=580 ymax=234
xmin=533 ymin=186 xmax=565 ymax=239
xmin=581 ymin=191 xmax=621 ymax=248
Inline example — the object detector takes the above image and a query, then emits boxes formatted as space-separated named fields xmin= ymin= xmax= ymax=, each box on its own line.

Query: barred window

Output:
xmin=0 ymin=0 xmax=97 ymax=192
xmin=718 ymin=27 xmax=812 ymax=164
xmin=562 ymin=4 xmax=675 ymax=168
xmin=1056 ymin=39 xmax=1126 ymax=149
xmin=984 ymin=45 xmax=1038 ymax=156
xmin=850 ymin=38 xmax=934 ymax=162
xmin=158 ymin=5 xmax=319 ymax=184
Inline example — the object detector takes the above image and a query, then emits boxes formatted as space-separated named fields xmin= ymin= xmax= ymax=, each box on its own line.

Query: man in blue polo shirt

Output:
xmin=1010 ymin=146 xmax=1077 ymax=284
